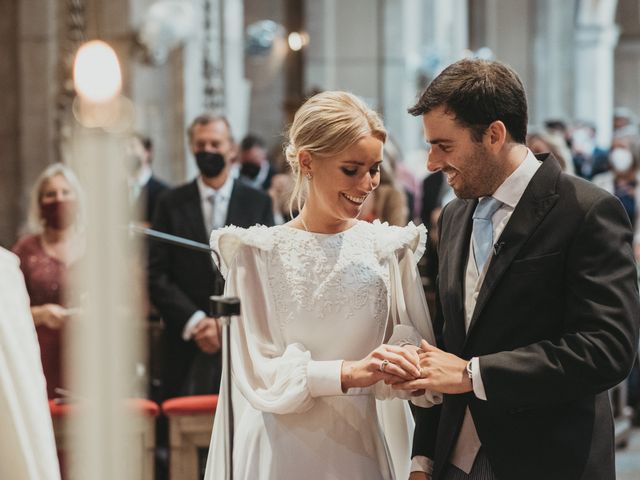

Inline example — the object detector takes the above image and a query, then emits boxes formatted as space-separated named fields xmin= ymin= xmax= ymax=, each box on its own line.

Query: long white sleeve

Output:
xmin=224 ymin=243 xmax=346 ymax=415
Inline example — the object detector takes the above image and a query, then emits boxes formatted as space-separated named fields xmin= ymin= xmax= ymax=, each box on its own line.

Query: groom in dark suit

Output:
xmin=395 ymin=59 xmax=639 ymax=480
xmin=149 ymin=114 xmax=274 ymax=399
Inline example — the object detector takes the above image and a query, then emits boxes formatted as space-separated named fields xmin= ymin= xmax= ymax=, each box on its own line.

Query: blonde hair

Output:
xmin=283 ymin=91 xmax=387 ymax=216
xmin=27 ymin=163 xmax=85 ymax=233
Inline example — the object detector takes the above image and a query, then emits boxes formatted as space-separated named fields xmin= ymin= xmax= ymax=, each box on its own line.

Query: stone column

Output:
xmin=574 ymin=23 xmax=619 ymax=147
xmin=614 ymin=0 xmax=640 ymax=120
xmin=574 ymin=0 xmax=619 ymax=147
xmin=469 ymin=0 xmax=535 ymax=100
xmin=0 ymin=0 xmax=21 ymax=246
xmin=181 ymin=0 xmax=245 ymax=180
xmin=243 ymin=0 xmax=286 ymax=149
xmin=532 ymin=0 xmax=576 ymax=125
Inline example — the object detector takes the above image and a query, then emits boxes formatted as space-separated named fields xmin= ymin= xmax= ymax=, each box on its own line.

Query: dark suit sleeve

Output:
xmin=261 ymin=195 xmax=275 ymax=227
xmin=148 ymin=192 xmax=201 ymax=330
xmin=480 ymin=194 xmax=640 ymax=407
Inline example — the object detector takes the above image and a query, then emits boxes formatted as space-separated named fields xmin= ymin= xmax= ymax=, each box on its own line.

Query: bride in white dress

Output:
xmin=204 ymin=91 xmax=440 ymax=480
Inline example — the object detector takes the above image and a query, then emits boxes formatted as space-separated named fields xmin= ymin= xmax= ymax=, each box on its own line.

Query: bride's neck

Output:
xmin=297 ymin=203 xmax=355 ymax=234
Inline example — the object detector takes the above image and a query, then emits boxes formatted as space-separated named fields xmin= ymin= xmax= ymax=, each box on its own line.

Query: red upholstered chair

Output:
xmin=161 ymin=395 xmax=218 ymax=480
xmin=49 ymin=398 xmax=159 ymax=480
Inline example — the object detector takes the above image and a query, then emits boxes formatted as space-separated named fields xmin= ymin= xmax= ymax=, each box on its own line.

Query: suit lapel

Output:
xmin=464 ymin=155 xmax=561 ymax=345
xmin=184 ymin=180 xmax=209 ymax=244
xmin=443 ymin=200 xmax=475 ymax=354
xmin=225 ymin=180 xmax=240 ymax=226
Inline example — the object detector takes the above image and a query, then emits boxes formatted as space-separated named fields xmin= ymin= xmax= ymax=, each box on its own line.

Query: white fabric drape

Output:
xmin=0 ymin=248 xmax=60 ymax=480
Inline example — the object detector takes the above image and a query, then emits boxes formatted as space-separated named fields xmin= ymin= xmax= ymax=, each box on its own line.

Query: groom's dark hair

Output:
xmin=408 ymin=58 xmax=528 ymax=144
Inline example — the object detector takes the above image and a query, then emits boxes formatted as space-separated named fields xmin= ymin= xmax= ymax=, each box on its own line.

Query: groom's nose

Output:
xmin=426 ymin=148 xmax=441 ymax=173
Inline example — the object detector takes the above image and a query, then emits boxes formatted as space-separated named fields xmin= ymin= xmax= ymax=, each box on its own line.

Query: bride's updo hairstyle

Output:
xmin=284 ymin=90 xmax=387 ymax=216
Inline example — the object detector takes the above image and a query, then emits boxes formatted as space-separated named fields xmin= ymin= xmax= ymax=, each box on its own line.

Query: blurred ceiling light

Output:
xmin=73 ymin=40 xmax=122 ymax=102
xmin=287 ymin=31 xmax=308 ymax=51
xmin=138 ymin=0 xmax=195 ymax=65
xmin=245 ymin=19 xmax=284 ymax=56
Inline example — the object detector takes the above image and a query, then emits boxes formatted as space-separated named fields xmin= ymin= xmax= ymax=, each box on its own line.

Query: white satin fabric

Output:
xmin=0 ymin=248 xmax=60 ymax=480
xmin=204 ymin=221 xmax=440 ymax=480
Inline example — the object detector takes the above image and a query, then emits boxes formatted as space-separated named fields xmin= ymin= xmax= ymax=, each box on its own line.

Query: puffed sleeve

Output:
xmin=210 ymin=226 xmax=345 ymax=416
xmin=373 ymin=222 xmax=442 ymax=407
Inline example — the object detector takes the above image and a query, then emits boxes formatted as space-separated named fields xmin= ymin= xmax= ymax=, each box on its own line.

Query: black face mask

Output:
xmin=195 ymin=151 xmax=226 ymax=178
xmin=240 ymin=162 xmax=261 ymax=180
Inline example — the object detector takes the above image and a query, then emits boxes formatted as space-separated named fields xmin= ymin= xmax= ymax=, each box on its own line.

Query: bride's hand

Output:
xmin=340 ymin=344 xmax=421 ymax=392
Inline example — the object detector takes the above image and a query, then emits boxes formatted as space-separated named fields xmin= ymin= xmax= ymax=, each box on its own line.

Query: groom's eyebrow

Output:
xmin=427 ymin=138 xmax=451 ymax=145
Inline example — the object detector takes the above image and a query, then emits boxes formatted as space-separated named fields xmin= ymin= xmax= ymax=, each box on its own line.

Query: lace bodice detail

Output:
xmin=267 ymin=224 xmax=390 ymax=340
xmin=211 ymin=221 xmax=427 ymax=359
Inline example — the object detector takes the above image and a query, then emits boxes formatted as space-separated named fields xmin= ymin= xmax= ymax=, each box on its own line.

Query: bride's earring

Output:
xmin=305 ymin=172 xmax=312 ymax=180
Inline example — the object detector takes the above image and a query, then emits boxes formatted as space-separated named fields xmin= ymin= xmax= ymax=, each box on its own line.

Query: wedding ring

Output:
xmin=379 ymin=359 xmax=389 ymax=373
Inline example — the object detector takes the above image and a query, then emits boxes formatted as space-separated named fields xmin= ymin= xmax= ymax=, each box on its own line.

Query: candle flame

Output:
xmin=73 ymin=41 xmax=122 ymax=102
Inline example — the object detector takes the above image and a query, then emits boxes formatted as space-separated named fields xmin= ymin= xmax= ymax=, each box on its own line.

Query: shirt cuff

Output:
xmin=471 ymin=356 xmax=487 ymax=400
xmin=182 ymin=310 xmax=206 ymax=341
xmin=307 ymin=360 xmax=344 ymax=397
xmin=410 ymin=455 xmax=434 ymax=474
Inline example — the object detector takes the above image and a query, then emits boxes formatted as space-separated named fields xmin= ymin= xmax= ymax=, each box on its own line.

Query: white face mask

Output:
xmin=609 ymin=148 xmax=634 ymax=173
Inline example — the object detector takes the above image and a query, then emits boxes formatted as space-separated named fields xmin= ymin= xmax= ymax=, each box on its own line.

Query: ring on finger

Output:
xmin=379 ymin=359 xmax=390 ymax=373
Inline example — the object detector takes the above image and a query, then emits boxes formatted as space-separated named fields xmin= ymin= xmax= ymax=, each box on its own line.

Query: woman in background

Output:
xmin=12 ymin=163 xmax=84 ymax=398
xmin=359 ymin=142 xmax=410 ymax=226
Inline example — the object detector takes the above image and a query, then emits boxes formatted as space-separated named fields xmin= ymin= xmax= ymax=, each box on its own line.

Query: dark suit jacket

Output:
xmin=148 ymin=178 xmax=274 ymax=398
xmin=413 ymin=154 xmax=639 ymax=480
xmin=139 ymin=175 xmax=169 ymax=224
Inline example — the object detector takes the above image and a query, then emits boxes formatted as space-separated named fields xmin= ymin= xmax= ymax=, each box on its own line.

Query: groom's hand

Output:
xmin=393 ymin=340 xmax=472 ymax=394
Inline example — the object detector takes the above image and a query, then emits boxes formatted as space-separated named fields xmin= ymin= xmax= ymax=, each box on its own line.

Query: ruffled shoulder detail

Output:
xmin=371 ymin=220 xmax=428 ymax=264
xmin=210 ymin=224 xmax=275 ymax=278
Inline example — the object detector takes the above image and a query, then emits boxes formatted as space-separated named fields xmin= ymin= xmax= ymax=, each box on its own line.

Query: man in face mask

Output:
xmin=148 ymin=114 xmax=274 ymax=400
xmin=238 ymin=133 xmax=275 ymax=190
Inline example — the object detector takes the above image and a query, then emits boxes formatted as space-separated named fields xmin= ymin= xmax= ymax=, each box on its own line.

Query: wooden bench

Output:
xmin=161 ymin=395 xmax=218 ymax=480
xmin=49 ymin=398 xmax=159 ymax=480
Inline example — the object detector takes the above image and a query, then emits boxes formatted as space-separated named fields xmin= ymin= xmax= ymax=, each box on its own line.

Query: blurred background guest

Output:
xmin=148 ymin=114 xmax=274 ymax=399
xmin=12 ymin=163 xmax=85 ymax=398
xmin=238 ymin=133 xmax=276 ymax=190
xmin=127 ymin=133 xmax=169 ymax=227
xmin=386 ymin=136 xmax=420 ymax=221
xmin=527 ymin=127 xmax=575 ymax=174
xmin=614 ymin=107 xmax=640 ymax=138
xmin=268 ymin=172 xmax=295 ymax=224
xmin=359 ymin=142 xmax=409 ymax=225
xmin=571 ymin=121 xmax=610 ymax=180
xmin=592 ymin=137 xmax=640 ymax=259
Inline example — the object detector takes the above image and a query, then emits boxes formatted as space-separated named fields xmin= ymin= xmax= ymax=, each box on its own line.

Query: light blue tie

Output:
xmin=472 ymin=197 xmax=503 ymax=274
